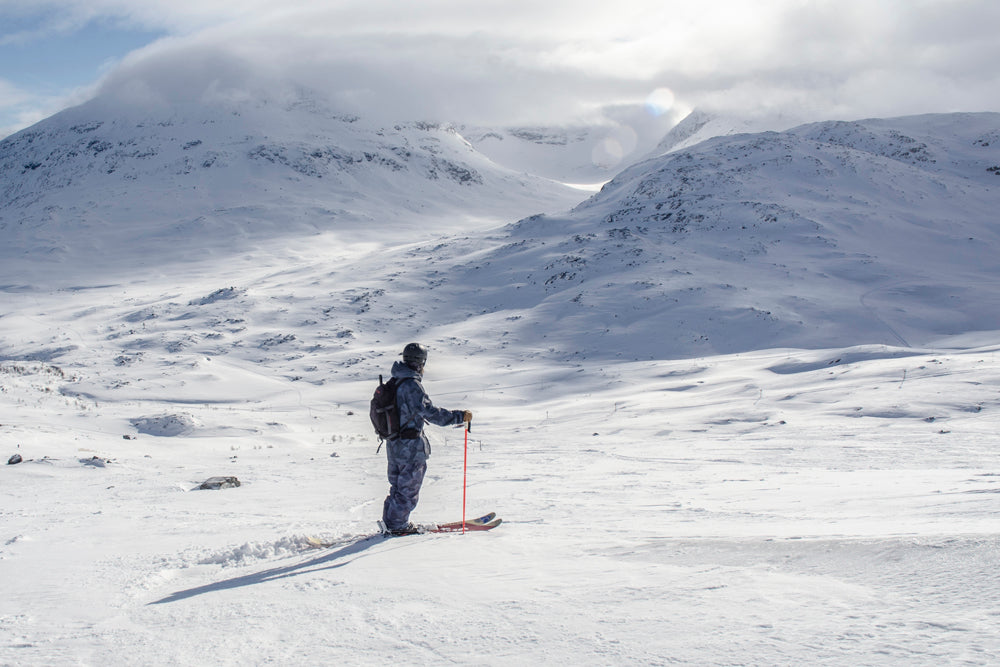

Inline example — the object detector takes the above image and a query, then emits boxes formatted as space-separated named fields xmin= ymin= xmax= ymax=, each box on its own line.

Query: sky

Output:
xmin=2 ymin=0 xmax=1000 ymax=139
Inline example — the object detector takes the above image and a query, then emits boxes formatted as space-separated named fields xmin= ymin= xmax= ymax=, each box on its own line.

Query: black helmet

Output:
xmin=402 ymin=342 xmax=428 ymax=371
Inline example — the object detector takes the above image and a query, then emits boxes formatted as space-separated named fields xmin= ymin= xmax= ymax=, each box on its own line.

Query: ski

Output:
xmin=308 ymin=512 xmax=501 ymax=546
xmin=436 ymin=512 xmax=496 ymax=530
xmin=425 ymin=517 xmax=502 ymax=533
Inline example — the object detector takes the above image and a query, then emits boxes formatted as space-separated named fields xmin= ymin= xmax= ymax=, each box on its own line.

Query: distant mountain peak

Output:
xmin=647 ymin=108 xmax=806 ymax=158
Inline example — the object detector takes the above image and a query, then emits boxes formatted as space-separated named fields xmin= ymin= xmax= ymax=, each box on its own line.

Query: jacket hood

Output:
xmin=390 ymin=360 xmax=422 ymax=381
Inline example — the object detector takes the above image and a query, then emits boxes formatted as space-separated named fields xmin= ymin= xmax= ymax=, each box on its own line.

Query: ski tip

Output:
xmin=436 ymin=517 xmax=502 ymax=532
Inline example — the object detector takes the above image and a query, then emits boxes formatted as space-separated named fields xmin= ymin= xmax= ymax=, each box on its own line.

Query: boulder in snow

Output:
xmin=130 ymin=413 xmax=197 ymax=437
xmin=198 ymin=476 xmax=241 ymax=490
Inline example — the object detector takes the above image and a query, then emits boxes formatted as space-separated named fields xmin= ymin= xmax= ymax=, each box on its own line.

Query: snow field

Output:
xmin=3 ymin=335 xmax=1000 ymax=664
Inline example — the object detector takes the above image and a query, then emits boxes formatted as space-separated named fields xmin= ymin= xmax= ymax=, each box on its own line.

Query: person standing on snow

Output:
xmin=381 ymin=342 xmax=472 ymax=536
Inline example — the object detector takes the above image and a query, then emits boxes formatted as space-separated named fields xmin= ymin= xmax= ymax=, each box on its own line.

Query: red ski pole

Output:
xmin=462 ymin=423 xmax=469 ymax=534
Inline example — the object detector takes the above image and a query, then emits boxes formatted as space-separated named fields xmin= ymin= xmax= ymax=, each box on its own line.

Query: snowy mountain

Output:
xmin=3 ymin=102 xmax=1000 ymax=665
xmin=461 ymin=119 xmax=670 ymax=185
xmin=0 ymin=94 xmax=582 ymax=281
xmin=460 ymin=124 xmax=610 ymax=184
xmin=283 ymin=112 xmax=1000 ymax=363
xmin=646 ymin=108 xmax=804 ymax=157
xmin=459 ymin=102 xmax=682 ymax=185
xmin=2 ymin=107 xmax=1000 ymax=400
xmin=452 ymin=112 xmax=1000 ymax=358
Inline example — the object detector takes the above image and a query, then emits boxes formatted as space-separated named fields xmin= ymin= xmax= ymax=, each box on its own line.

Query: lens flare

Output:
xmin=591 ymin=137 xmax=624 ymax=169
xmin=645 ymin=87 xmax=676 ymax=117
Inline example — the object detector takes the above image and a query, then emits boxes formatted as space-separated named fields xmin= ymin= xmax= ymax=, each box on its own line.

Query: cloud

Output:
xmin=6 ymin=0 xmax=1000 ymax=134
xmin=91 ymin=10 xmax=665 ymax=126
xmin=0 ymin=77 xmax=86 ymax=139
xmin=676 ymin=0 xmax=1000 ymax=118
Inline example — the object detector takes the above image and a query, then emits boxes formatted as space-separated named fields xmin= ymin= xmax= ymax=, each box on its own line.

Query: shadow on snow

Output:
xmin=149 ymin=534 xmax=385 ymax=605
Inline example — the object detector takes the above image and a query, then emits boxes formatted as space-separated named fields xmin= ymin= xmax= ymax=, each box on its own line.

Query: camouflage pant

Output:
xmin=382 ymin=438 xmax=428 ymax=531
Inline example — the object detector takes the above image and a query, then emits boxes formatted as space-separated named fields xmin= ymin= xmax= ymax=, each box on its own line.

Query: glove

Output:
xmin=462 ymin=410 xmax=473 ymax=430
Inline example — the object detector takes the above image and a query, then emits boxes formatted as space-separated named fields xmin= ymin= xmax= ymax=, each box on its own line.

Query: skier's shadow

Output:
xmin=149 ymin=534 xmax=386 ymax=605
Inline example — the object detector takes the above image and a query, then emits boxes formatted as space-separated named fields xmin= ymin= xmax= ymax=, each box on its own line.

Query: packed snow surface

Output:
xmin=2 ymin=103 xmax=1000 ymax=665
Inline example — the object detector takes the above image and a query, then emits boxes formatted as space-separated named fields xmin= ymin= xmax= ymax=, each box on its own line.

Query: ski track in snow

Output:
xmin=1 ymin=107 xmax=1000 ymax=665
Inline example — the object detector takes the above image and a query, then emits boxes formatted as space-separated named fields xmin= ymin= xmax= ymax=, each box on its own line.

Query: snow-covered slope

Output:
xmin=2 ymin=111 xmax=999 ymax=411
xmin=2 ymin=105 xmax=1000 ymax=665
xmin=459 ymin=103 xmax=681 ymax=185
xmin=646 ymin=108 xmax=803 ymax=157
xmin=461 ymin=124 xmax=611 ymax=184
xmin=431 ymin=112 xmax=1000 ymax=359
xmin=0 ymin=95 xmax=582 ymax=282
xmin=461 ymin=121 xmax=660 ymax=185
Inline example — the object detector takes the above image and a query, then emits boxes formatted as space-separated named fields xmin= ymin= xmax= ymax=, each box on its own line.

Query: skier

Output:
xmin=381 ymin=343 xmax=472 ymax=536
